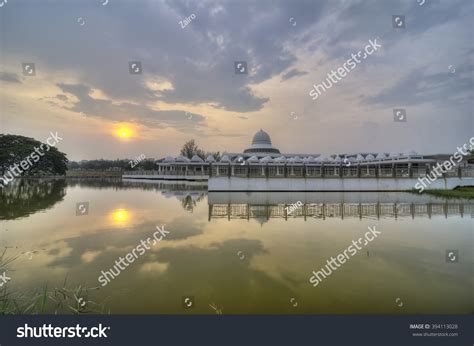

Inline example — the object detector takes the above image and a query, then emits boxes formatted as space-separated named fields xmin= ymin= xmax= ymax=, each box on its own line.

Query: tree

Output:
xmin=0 ymin=134 xmax=68 ymax=177
xmin=180 ymin=139 xmax=221 ymax=160
xmin=180 ymin=139 xmax=206 ymax=159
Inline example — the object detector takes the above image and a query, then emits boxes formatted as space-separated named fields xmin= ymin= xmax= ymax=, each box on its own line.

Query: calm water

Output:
xmin=0 ymin=179 xmax=472 ymax=314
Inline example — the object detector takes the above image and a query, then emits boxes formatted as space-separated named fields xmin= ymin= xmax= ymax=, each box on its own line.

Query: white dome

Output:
xmin=356 ymin=154 xmax=364 ymax=161
xmin=244 ymin=129 xmax=281 ymax=154
xmin=163 ymin=156 xmax=175 ymax=163
xmin=376 ymin=153 xmax=386 ymax=160
xmin=251 ymin=129 xmax=272 ymax=146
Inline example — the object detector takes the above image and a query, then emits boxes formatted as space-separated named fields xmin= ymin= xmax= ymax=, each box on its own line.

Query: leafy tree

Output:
xmin=180 ymin=139 xmax=206 ymax=159
xmin=180 ymin=139 xmax=221 ymax=160
xmin=0 ymin=134 xmax=68 ymax=177
xmin=136 ymin=159 xmax=156 ymax=170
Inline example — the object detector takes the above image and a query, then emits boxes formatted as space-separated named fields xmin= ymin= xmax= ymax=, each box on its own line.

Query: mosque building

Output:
xmin=123 ymin=130 xmax=473 ymax=191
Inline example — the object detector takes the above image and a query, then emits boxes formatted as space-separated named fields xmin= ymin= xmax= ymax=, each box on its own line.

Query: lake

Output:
xmin=0 ymin=179 xmax=472 ymax=314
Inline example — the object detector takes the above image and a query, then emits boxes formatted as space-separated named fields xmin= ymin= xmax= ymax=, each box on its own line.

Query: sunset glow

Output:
xmin=115 ymin=126 xmax=134 ymax=140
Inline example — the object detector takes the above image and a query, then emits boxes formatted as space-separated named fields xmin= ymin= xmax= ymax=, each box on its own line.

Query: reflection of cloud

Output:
xmin=139 ymin=262 xmax=169 ymax=273
xmin=163 ymin=219 xmax=204 ymax=240
xmin=81 ymin=250 xmax=101 ymax=263
xmin=45 ymin=217 xmax=205 ymax=268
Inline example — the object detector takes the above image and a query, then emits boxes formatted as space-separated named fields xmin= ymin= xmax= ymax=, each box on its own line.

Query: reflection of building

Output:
xmin=123 ymin=130 xmax=474 ymax=191
xmin=208 ymin=202 xmax=472 ymax=221
xmin=207 ymin=190 xmax=474 ymax=221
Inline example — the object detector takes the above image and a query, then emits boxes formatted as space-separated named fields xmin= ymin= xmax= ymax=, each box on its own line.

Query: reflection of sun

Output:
xmin=110 ymin=209 xmax=130 ymax=226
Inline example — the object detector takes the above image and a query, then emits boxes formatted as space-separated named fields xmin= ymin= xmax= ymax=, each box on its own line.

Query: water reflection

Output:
xmin=180 ymin=194 xmax=206 ymax=213
xmin=208 ymin=192 xmax=473 ymax=221
xmin=109 ymin=208 xmax=131 ymax=227
xmin=1 ymin=180 xmax=472 ymax=315
xmin=0 ymin=179 xmax=66 ymax=220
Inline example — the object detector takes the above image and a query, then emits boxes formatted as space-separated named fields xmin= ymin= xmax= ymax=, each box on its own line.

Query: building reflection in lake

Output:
xmin=207 ymin=192 xmax=473 ymax=221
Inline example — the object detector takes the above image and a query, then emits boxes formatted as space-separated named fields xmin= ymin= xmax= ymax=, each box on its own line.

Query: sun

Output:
xmin=114 ymin=124 xmax=134 ymax=139
xmin=116 ymin=127 xmax=132 ymax=139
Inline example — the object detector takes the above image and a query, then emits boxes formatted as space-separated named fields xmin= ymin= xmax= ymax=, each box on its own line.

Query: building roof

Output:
xmin=243 ymin=129 xmax=281 ymax=154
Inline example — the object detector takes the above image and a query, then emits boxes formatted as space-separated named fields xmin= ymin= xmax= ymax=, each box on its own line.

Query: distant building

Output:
xmin=123 ymin=130 xmax=473 ymax=191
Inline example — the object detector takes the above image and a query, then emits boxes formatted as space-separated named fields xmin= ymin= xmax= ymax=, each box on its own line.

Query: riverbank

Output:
xmin=66 ymin=170 xmax=122 ymax=177
xmin=416 ymin=186 xmax=474 ymax=199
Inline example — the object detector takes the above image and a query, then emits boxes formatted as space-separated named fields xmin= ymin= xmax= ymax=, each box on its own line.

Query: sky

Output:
xmin=0 ymin=0 xmax=472 ymax=161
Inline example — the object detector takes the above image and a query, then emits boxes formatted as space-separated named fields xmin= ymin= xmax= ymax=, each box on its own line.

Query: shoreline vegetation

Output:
xmin=412 ymin=186 xmax=474 ymax=199
xmin=0 ymin=249 xmax=106 ymax=315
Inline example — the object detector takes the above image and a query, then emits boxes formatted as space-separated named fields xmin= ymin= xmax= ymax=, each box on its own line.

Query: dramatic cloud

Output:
xmin=56 ymin=83 xmax=207 ymax=129
xmin=0 ymin=0 xmax=472 ymax=158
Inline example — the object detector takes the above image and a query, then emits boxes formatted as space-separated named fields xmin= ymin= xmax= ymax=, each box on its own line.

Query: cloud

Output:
xmin=55 ymin=83 xmax=207 ymax=129
xmin=365 ymin=66 xmax=473 ymax=107
xmin=1 ymin=0 xmax=472 ymax=156
xmin=281 ymin=68 xmax=308 ymax=82
xmin=0 ymin=72 xmax=21 ymax=83
xmin=0 ymin=0 xmax=331 ymax=113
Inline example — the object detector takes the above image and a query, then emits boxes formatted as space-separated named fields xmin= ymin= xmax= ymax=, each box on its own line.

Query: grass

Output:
xmin=415 ymin=186 xmax=474 ymax=199
xmin=0 ymin=249 xmax=107 ymax=315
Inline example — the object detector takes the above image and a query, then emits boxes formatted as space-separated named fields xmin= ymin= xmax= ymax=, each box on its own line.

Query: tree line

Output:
xmin=0 ymin=135 xmax=220 ymax=175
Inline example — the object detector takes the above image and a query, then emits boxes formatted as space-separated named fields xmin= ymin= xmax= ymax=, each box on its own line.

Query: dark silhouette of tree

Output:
xmin=67 ymin=158 xmax=157 ymax=171
xmin=180 ymin=139 xmax=221 ymax=160
xmin=0 ymin=134 xmax=68 ymax=178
